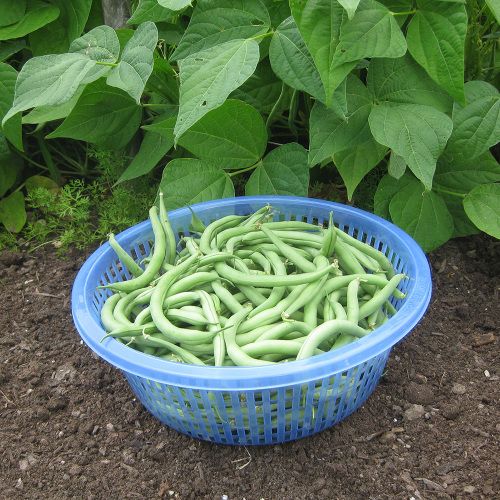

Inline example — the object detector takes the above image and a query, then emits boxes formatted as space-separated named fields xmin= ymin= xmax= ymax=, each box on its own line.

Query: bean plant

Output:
xmin=0 ymin=0 xmax=499 ymax=251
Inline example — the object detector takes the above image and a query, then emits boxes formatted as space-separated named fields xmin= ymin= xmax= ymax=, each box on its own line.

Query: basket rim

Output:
xmin=72 ymin=195 xmax=432 ymax=390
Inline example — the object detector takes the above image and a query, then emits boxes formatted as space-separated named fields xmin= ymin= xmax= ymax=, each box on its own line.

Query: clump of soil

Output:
xmin=0 ymin=236 xmax=498 ymax=499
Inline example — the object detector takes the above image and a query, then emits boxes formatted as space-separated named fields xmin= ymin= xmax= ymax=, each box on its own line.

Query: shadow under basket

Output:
xmin=72 ymin=196 xmax=432 ymax=445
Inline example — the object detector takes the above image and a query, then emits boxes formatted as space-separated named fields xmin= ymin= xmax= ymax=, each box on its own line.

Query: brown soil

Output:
xmin=0 ymin=236 xmax=498 ymax=500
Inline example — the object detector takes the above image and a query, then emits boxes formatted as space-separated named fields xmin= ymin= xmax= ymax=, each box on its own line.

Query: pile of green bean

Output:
xmin=100 ymin=196 xmax=406 ymax=366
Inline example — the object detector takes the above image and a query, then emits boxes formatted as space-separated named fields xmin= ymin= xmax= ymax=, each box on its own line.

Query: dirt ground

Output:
xmin=0 ymin=235 xmax=498 ymax=500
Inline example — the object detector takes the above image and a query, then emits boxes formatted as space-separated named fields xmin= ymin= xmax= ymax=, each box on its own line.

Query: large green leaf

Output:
xmin=463 ymin=183 xmax=500 ymax=239
xmin=171 ymin=0 xmax=270 ymax=61
xmin=389 ymin=180 xmax=454 ymax=252
xmin=486 ymin=0 xmax=500 ymax=24
xmin=369 ymin=103 xmax=453 ymax=189
xmin=338 ymin=0 xmax=360 ymax=19
xmin=334 ymin=138 xmax=388 ymax=200
xmin=231 ymin=59 xmax=285 ymax=115
xmin=268 ymin=17 xmax=325 ymax=102
xmin=145 ymin=100 xmax=267 ymax=169
xmin=0 ymin=0 xmax=59 ymax=41
xmin=22 ymin=87 xmax=83 ymax=124
xmin=441 ymin=193 xmax=478 ymax=238
xmin=3 ymin=53 xmax=96 ymax=126
xmin=387 ymin=150 xmax=406 ymax=179
xmin=0 ymin=40 xmax=27 ymax=62
xmin=69 ymin=25 xmax=121 ymax=84
xmin=29 ymin=0 xmax=93 ymax=55
xmin=177 ymin=100 xmax=266 ymax=169
xmin=158 ymin=0 xmax=192 ymax=10
xmin=174 ymin=38 xmax=259 ymax=141
xmin=0 ymin=135 xmax=22 ymax=198
xmin=446 ymin=95 xmax=500 ymax=162
xmin=159 ymin=158 xmax=234 ymax=210
xmin=435 ymin=152 xmax=500 ymax=194
xmin=367 ymin=55 xmax=453 ymax=113
xmin=245 ymin=143 xmax=309 ymax=196
xmin=373 ymin=172 xmax=415 ymax=219
xmin=264 ymin=0 xmax=291 ymax=27
xmin=0 ymin=0 xmax=27 ymax=27
xmin=336 ymin=0 xmax=407 ymax=62
xmin=107 ymin=21 xmax=158 ymax=103
xmin=0 ymin=191 xmax=26 ymax=233
xmin=407 ymin=0 xmax=467 ymax=104
xmin=116 ymin=128 xmax=174 ymax=184
xmin=309 ymin=75 xmax=373 ymax=166
xmin=290 ymin=0 xmax=355 ymax=104
xmin=46 ymin=80 xmax=142 ymax=149
xmin=128 ymin=0 xmax=175 ymax=24
xmin=0 ymin=63 xmax=22 ymax=150
xmin=69 ymin=25 xmax=120 ymax=62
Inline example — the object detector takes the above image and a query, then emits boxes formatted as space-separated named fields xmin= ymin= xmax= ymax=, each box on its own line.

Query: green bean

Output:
xmin=240 ymin=205 xmax=272 ymax=226
xmin=185 ymin=237 xmax=200 ymax=256
xmin=348 ymin=245 xmax=381 ymax=272
xmin=225 ymin=307 xmax=270 ymax=366
xmin=141 ymin=334 xmax=205 ymax=365
xmin=199 ymin=291 xmax=224 ymax=366
xmin=103 ymin=207 xmax=166 ymax=293
xmin=346 ymin=278 xmax=361 ymax=324
xmin=260 ymin=225 xmax=316 ymax=273
xmin=199 ymin=215 xmax=246 ymax=254
xmin=101 ymin=322 xmax=160 ymax=341
xmin=358 ymin=274 xmax=405 ymax=320
xmin=246 ymin=251 xmax=272 ymax=274
xmin=150 ymin=255 xmax=218 ymax=343
xmin=247 ymin=250 xmax=287 ymax=318
xmin=297 ymin=320 xmax=369 ymax=360
xmin=100 ymin=293 xmax=125 ymax=331
xmin=323 ymin=273 xmax=405 ymax=299
xmin=385 ymin=300 xmax=397 ymax=316
xmin=242 ymin=340 xmax=324 ymax=358
xmin=261 ymin=221 xmax=323 ymax=232
xmin=108 ymin=233 xmax=144 ymax=278
xmin=134 ymin=307 xmax=152 ymax=325
xmin=238 ymin=283 xmax=308 ymax=333
xmin=241 ymin=231 xmax=323 ymax=250
xmin=282 ymin=257 xmax=330 ymax=318
xmin=257 ymin=321 xmax=310 ymax=341
xmin=169 ymin=271 xmax=218 ymax=296
xmin=241 ymin=243 xmax=313 ymax=261
xmin=158 ymin=192 xmax=177 ymax=265
xmin=320 ymin=212 xmax=337 ymax=258
xmin=335 ymin=229 xmax=395 ymax=278
xmin=215 ymin=260 xmax=336 ymax=288
xmin=323 ymin=299 xmax=334 ymax=322
xmin=211 ymin=280 xmax=244 ymax=314
xmin=166 ymin=308 xmax=215 ymax=326
xmin=330 ymin=334 xmax=353 ymax=350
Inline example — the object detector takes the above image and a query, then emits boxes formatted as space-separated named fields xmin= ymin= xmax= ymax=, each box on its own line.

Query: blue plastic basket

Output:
xmin=72 ymin=196 xmax=431 ymax=445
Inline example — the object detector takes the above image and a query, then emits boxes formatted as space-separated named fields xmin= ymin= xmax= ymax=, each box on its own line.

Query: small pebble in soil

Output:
xmin=405 ymin=382 xmax=435 ymax=405
xmin=463 ymin=485 xmax=476 ymax=494
xmin=404 ymin=404 xmax=425 ymax=421
xmin=451 ymin=383 xmax=467 ymax=395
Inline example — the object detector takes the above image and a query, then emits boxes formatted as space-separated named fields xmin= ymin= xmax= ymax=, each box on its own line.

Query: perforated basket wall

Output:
xmin=72 ymin=196 xmax=431 ymax=445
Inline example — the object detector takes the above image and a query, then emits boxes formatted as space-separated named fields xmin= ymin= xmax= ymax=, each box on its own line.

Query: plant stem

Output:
xmin=95 ymin=61 xmax=119 ymax=67
xmin=228 ymin=162 xmax=260 ymax=177
xmin=35 ymin=134 xmax=62 ymax=184
xmin=251 ymin=31 xmax=274 ymax=41
xmin=391 ymin=10 xmax=416 ymax=16
xmin=433 ymin=186 xmax=466 ymax=199
xmin=266 ymin=82 xmax=286 ymax=131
